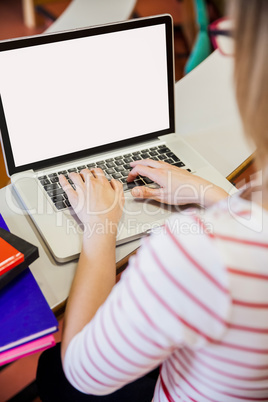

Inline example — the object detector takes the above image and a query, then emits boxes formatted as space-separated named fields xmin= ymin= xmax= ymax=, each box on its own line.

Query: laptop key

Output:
xmin=48 ymin=173 xmax=57 ymax=178
xmin=173 ymin=161 xmax=185 ymax=168
xmin=96 ymin=160 xmax=105 ymax=164
xmin=134 ymin=179 xmax=145 ymax=186
xmin=44 ymin=183 xmax=59 ymax=191
xmin=87 ymin=163 xmax=96 ymax=168
xmin=50 ymin=177 xmax=59 ymax=183
xmin=124 ymin=157 xmax=132 ymax=163
xmin=123 ymin=164 xmax=131 ymax=170
xmin=121 ymin=170 xmax=130 ymax=177
xmin=58 ymin=170 xmax=67 ymax=175
xmin=166 ymin=152 xmax=175 ymax=158
xmin=38 ymin=175 xmax=48 ymax=180
xmin=140 ymin=176 xmax=154 ymax=184
xmin=47 ymin=188 xmax=65 ymax=197
xmin=55 ymin=201 xmax=66 ymax=210
xmin=164 ymin=158 xmax=174 ymax=165
xmin=106 ymin=162 xmax=116 ymax=168
xmin=77 ymin=165 xmax=86 ymax=170
xmin=123 ymin=179 xmax=145 ymax=191
xmin=97 ymin=164 xmax=106 ymax=170
xmin=123 ymin=182 xmax=136 ymax=191
xmin=158 ymin=154 xmax=166 ymax=160
xmin=112 ymin=173 xmax=122 ymax=179
xmin=106 ymin=168 xmax=115 ymax=174
xmin=141 ymin=153 xmax=150 ymax=159
xmin=115 ymin=166 xmax=124 ymax=172
xmin=170 ymin=154 xmax=180 ymax=162
xmin=115 ymin=160 xmax=124 ymax=166
xmin=40 ymin=179 xmax=50 ymax=186
xmin=51 ymin=195 xmax=65 ymax=203
xmin=68 ymin=168 xmax=77 ymax=173
xmin=158 ymin=148 xmax=170 ymax=154
xmin=132 ymin=156 xmax=141 ymax=161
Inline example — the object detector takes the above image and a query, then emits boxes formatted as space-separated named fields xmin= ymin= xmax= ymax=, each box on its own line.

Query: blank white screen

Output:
xmin=0 ymin=24 xmax=170 ymax=167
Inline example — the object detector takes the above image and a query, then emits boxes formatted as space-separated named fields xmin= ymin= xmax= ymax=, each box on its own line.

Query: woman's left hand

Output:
xmin=127 ymin=159 xmax=228 ymax=207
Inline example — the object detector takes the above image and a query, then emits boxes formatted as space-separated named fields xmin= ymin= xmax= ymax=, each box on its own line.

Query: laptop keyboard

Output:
xmin=38 ymin=145 xmax=191 ymax=210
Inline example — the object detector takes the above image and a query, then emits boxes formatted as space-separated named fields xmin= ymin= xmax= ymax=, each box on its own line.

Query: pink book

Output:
xmin=0 ymin=334 xmax=55 ymax=366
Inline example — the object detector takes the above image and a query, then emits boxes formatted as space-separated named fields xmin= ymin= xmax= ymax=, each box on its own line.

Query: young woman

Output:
xmin=37 ymin=1 xmax=268 ymax=400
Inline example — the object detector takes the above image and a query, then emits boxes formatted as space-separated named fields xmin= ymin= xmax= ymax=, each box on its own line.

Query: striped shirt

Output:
xmin=64 ymin=193 xmax=268 ymax=401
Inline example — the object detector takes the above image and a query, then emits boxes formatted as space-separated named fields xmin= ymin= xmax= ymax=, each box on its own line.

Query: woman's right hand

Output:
xmin=127 ymin=159 xmax=228 ymax=208
xmin=59 ymin=168 xmax=124 ymax=237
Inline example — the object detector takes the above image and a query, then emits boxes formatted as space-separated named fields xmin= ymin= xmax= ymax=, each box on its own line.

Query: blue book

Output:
xmin=0 ymin=214 xmax=58 ymax=353
xmin=0 ymin=213 xmax=9 ymax=231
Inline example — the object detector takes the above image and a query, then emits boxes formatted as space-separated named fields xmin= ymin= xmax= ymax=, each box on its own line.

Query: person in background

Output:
xmin=37 ymin=0 xmax=268 ymax=400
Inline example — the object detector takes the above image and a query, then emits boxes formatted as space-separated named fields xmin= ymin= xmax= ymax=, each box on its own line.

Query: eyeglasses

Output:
xmin=209 ymin=17 xmax=234 ymax=56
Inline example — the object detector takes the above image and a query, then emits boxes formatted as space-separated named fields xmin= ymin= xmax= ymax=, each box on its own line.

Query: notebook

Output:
xmin=0 ymin=214 xmax=58 ymax=358
xmin=0 ymin=15 xmax=235 ymax=263
xmin=0 ymin=225 xmax=39 ymax=290
xmin=0 ymin=267 xmax=58 ymax=351
xmin=0 ymin=334 xmax=55 ymax=366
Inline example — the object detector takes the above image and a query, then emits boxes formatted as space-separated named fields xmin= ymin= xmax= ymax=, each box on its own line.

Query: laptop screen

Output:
xmin=0 ymin=15 xmax=174 ymax=175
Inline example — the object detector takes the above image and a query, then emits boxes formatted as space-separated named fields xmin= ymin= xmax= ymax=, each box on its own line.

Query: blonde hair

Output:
xmin=231 ymin=0 xmax=268 ymax=169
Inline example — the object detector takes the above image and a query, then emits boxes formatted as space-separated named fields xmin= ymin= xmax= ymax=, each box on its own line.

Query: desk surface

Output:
xmin=175 ymin=50 xmax=254 ymax=178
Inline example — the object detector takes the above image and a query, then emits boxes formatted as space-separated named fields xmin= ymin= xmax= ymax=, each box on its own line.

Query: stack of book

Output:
xmin=0 ymin=214 xmax=58 ymax=366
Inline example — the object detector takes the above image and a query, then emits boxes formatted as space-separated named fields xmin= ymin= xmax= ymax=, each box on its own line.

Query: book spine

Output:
xmin=0 ymin=335 xmax=56 ymax=366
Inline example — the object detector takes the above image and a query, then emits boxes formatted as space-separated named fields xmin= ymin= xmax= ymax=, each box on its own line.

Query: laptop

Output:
xmin=0 ymin=15 xmax=235 ymax=262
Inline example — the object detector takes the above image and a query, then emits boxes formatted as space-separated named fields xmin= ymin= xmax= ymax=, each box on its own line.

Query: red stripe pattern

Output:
xmin=63 ymin=196 xmax=268 ymax=401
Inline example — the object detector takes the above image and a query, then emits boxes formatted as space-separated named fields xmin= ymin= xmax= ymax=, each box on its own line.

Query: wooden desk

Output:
xmin=0 ymin=146 xmax=10 ymax=189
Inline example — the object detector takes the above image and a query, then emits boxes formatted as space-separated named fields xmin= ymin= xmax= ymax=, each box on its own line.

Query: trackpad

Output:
xmin=117 ymin=192 xmax=173 ymax=242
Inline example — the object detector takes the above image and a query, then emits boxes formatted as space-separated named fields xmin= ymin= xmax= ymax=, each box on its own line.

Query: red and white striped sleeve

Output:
xmin=63 ymin=211 xmax=231 ymax=396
